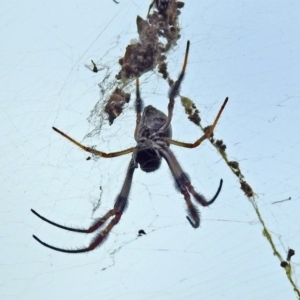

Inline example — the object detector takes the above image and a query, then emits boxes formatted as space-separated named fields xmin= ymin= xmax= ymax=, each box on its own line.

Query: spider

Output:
xmin=31 ymin=41 xmax=228 ymax=253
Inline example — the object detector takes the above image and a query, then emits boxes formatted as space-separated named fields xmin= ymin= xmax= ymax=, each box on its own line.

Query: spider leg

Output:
xmin=32 ymin=235 xmax=88 ymax=254
xmin=159 ymin=40 xmax=190 ymax=133
xmin=165 ymin=97 xmax=228 ymax=148
xmin=187 ymin=179 xmax=223 ymax=206
xmin=134 ymin=77 xmax=144 ymax=140
xmin=52 ymin=127 xmax=134 ymax=158
xmin=31 ymin=209 xmax=113 ymax=233
xmin=181 ymin=186 xmax=200 ymax=228
xmin=32 ymin=158 xmax=136 ymax=253
xmin=160 ymin=147 xmax=221 ymax=228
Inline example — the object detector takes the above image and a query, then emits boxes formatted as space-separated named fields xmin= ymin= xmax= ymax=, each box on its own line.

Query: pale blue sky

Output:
xmin=1 ymin=1 xmax=300 ymax=299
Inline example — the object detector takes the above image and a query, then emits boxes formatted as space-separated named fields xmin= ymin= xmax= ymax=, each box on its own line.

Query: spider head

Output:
xmin=135 ymin=139 xmax=162 ymax=173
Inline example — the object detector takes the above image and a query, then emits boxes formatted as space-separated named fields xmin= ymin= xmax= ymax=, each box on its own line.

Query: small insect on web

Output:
xmin=31 ymin=41 xmax=228 ymax=253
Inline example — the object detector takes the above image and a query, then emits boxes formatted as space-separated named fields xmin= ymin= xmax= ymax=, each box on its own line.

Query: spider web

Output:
xmin=1 ymin=0 xmax=300 ymax=299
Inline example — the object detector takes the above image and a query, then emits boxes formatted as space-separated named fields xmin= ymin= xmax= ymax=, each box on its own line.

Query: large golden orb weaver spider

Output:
xmin=31 ymin=41 xmax=228 ymax=253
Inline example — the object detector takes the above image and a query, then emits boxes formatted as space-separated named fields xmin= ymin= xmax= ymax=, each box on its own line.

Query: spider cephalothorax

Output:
xmin=31 ymin=41 xmax=228 ymax=253
xmin=134 ymin=105 xmax=171 ymax=172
